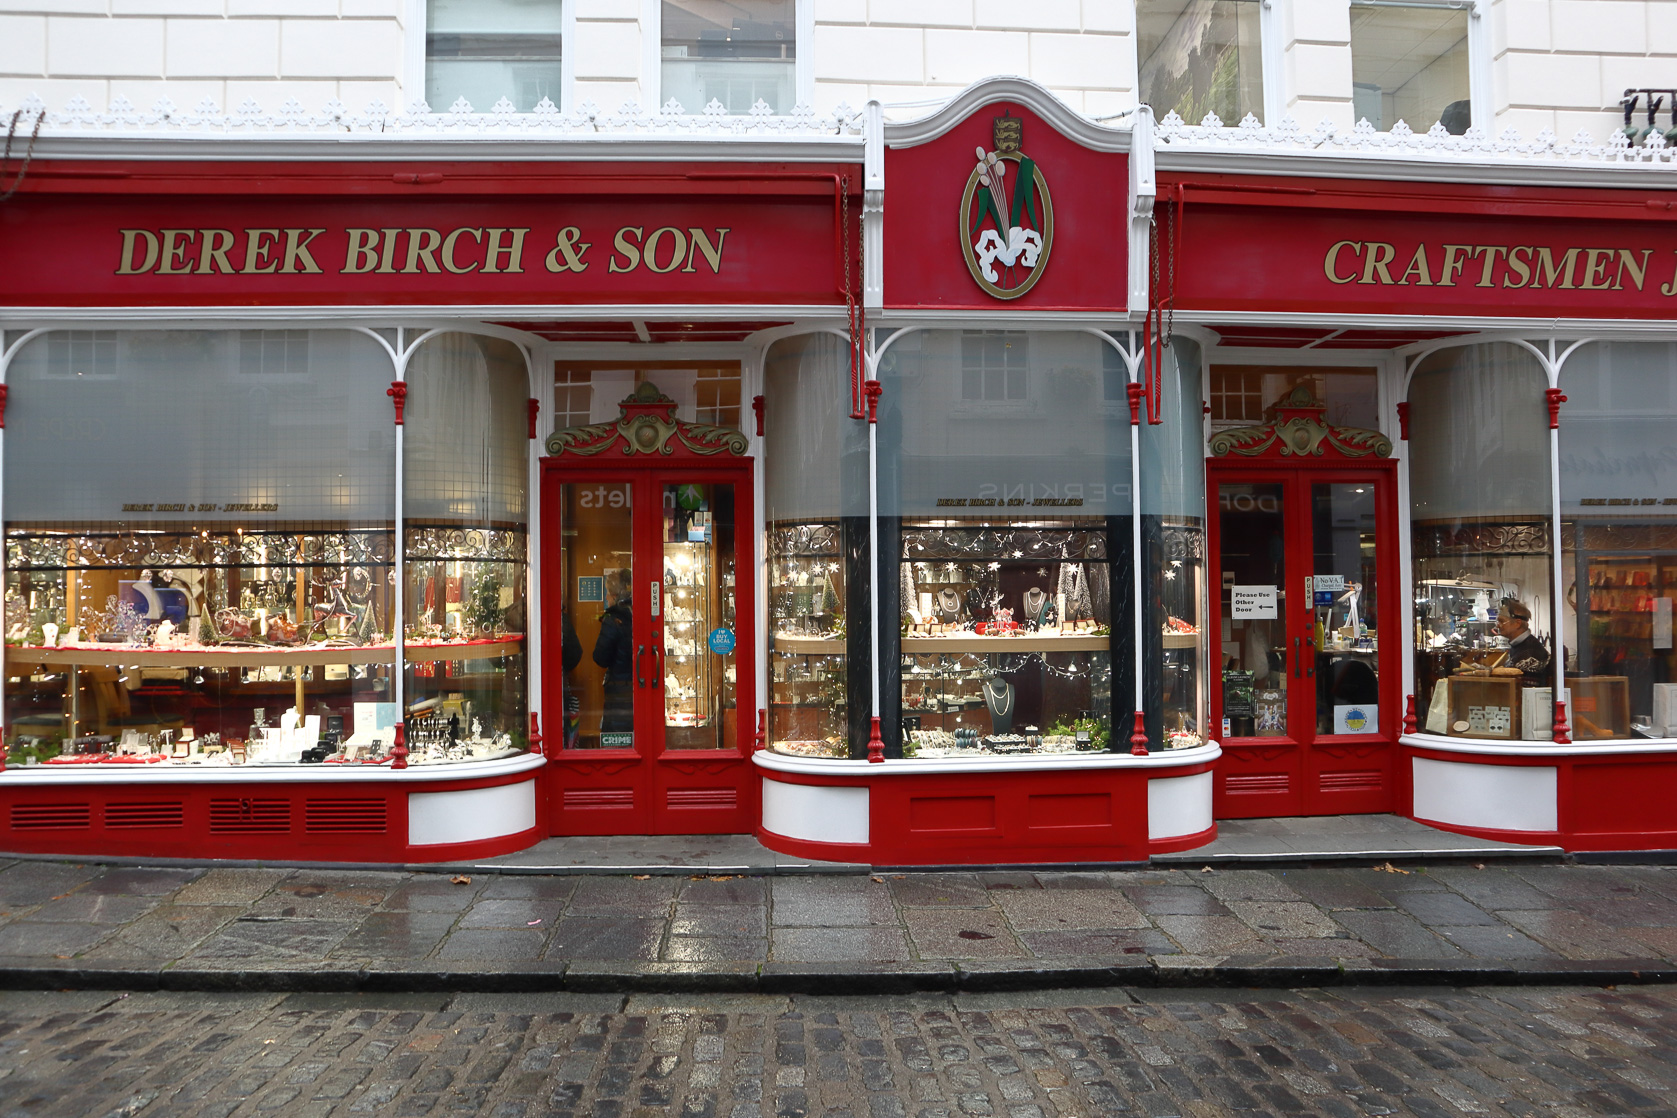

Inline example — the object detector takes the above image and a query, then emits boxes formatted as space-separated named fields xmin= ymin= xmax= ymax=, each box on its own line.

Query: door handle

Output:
xmin=1293 ymin=636 xmax=1301 ymax=679
xmin=636 ymin=644 xmax=646 ymax=688
xmin=652 ymin=644 xmax=663 ymax=688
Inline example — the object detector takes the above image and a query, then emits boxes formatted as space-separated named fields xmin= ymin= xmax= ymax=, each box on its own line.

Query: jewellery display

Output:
xmin=4 ymin=522 xmax=529 ymax=767
xmin=898 ymin=518 xmax=1113 ymax=758
xmin=768 ymin=521 xmax=848 ymax=758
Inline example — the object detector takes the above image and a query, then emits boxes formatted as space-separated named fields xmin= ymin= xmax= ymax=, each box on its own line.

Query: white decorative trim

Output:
xmin=0 ymin=93 xmax=862 ymax=146
xmin=753 ymin=743 xmax=1221 ymax=777
xmin=884 ymin=77 xmax=1135 ymax=153
xmin=1402 ymin=733 xmax=1677 ymax=759
xmin=1155 ymin=109 xmax=1677 ymax=173
xmin=0 ymin=753 xmax=546 ymax=785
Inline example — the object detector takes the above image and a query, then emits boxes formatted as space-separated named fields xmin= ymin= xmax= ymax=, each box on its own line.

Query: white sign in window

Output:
xmin=1231 ymin=585 xmax=1278 ymax=619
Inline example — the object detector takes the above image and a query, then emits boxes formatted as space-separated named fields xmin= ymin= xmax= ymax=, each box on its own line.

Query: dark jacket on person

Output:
xmin=1508 ymin=630 xmax=1551 ymax=688
xmin=561 ymin=610 xmax=583 ymax=673
xmin=592 ymin=603 xmax=633 ymax=681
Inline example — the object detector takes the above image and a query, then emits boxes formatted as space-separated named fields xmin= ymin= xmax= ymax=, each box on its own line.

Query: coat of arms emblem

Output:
xmin=960 ymin=114 xmax=1054 ymax=299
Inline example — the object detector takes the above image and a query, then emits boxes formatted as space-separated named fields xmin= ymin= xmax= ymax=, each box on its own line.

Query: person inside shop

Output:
xmin=1497 ymin=597 xmax=1551 ymax=686
xmin=593 ymin=570 xmax=634 ymax=733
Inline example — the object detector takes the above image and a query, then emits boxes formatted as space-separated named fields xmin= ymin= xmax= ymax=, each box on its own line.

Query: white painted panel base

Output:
xmin=761 ymin=777 xmax=869 ymax=845
xmin=408 ymin=781 xmax=537 ymax=847
xmin=1147 ymin=771 xmax=1213 ymax=840
xmin=1411 ymin=757 xmax=1557 ymax=833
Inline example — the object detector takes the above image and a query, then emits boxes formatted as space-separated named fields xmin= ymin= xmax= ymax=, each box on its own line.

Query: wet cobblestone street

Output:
xmin=2 ymin=984 xmax=1676 ymax=1117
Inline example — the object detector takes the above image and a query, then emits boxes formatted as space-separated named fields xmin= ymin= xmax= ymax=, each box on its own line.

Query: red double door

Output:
xmin=1208 ymin=462 xmax=1401 ymax=817
xmin=540 ymin=457 xmax=757 ymax=835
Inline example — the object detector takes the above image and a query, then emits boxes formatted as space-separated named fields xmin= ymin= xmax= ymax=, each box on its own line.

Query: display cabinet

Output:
xmin=767 ymin=523 xmax=847 ymax=757
xmin=899 ymin=520 xmax=1113 ymax=758
xmin=4 ymin=525 xmax=413 ymax=765
xmin=661 ymin=497 xmax=738 ymax=750
xmin=1154 ymin=519 xmax=1207 ymax=749
xmin=402 ymin=525 xmax=528 ymax=764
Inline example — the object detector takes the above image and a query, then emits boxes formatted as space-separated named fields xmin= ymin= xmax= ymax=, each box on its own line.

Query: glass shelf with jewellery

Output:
xmin=898 ymin=518 xmax=1114 ymax=759
xmin=767 ymin=522 xmax=848 ymax=759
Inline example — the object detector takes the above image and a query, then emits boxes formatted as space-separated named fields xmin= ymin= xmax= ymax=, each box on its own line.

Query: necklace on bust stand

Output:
xmin=982 ymin=676 xmax=1015 ymax=734
xmin=937 ymin=587 xmax=963 ymax=621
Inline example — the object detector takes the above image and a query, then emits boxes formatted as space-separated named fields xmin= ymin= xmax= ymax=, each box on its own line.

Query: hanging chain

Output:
xmin=842 ymin=175 xmax=864 ymax=419
xmin=0 ymin=109 xmax=45 ymax=204
xmin=1163 ymin=186 xmax=1180 ymax=348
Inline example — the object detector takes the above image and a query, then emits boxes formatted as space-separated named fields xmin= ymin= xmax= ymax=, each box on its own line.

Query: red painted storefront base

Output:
xmin=0 ymin=756 xmax=545 ymax=864
xmin=1403 ymin=738 xmax=1677 ymax=852
xmin=753 ymin=748 xmax=1221 ymax=866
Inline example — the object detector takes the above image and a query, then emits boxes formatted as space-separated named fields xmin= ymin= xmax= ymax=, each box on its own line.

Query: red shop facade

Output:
xmin=4 ymin=77 xmax=1677 ymax=866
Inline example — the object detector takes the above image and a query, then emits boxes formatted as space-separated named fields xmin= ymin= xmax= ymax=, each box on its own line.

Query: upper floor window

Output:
xmin=1350 ymin=0 xmax=1470 ymax=134
xmin=426 ymin=0 xmax=563 ymax=112
xmin=961 ymin=331 xmax=1028 ymax=403
xmin=662 ymin=0 xmax=795 ymax=114
xmin=1137 ymin=0 xmax=1264 ymax=126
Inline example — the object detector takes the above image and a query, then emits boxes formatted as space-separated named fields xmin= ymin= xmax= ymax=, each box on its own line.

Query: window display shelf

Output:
xmin=1162 ymin=632 xmax=1200 ymax=650
xmin=902 ymin=634 xmax=1109 ymax=654
xmin=772 ymin=635 xmax=846 ymax=655
xmin=6 ymin=636 xmax=523 ymax=670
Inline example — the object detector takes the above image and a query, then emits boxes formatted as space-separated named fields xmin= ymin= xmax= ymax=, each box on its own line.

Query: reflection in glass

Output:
xmin=1559 ymin=342 xmax=1677 ymax=740
xmin=402 ymin=333 xmax=529 ymax=762
xmin=662 ymin=0 xmax=794 ymax=113
xmin=560 ymin=482 xmax=635 ymax=750
xmin=1350 ymin=4 xmax=1469 ymax=133
xmin=1138 ymin=0 xmax=1264 ymax=125
xmin=1409 ymin=344 xmax=1553 ymax=740
xmin=1314 ymin=483 xmax=1380 ymax=736
xmin=3 ymin=329 xmax=398 ymax=766
xmin=661 ymin=482 xmax=738 ymax=751
xmin=1218 ymin=482 xmax=1286 ymax=739
xmin=764 ymin=335 xmax=851 ymax=758
xmin=1142 ymin=339 xmax=1208 ymax=749
xmin=426 ymin=0 xmax=563 ymax=111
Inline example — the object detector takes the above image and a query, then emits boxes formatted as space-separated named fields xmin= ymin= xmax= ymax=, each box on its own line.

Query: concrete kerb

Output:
xmin=5 ymin=957 xmax=1677 ymax=995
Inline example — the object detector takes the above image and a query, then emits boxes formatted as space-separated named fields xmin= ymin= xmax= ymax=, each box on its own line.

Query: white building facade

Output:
xmin=1 ymin=0 xmax=1671 ymax=142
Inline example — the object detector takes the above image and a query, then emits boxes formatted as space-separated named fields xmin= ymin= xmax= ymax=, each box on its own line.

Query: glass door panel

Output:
xmin=1312 ymin=481 xmax=1381 ymax=736
xmin=559 ymin=480 xmax=637 ymax=751
xmin=1217 ymin=482 xmax=1293 ymax=740
xmin=659 ymin=481 xmax=739 ymax=751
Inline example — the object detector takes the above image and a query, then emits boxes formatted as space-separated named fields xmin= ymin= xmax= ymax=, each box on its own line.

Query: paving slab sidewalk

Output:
xmin=6 ymin=857 xmax=1677 ymax=993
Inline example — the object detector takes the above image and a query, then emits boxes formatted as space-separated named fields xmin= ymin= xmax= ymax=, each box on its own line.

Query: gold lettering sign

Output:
xmin=1323 ymin=240 xmax=1667 ymax=294
xmin=114 ymin=225 xmax=731 ymax=279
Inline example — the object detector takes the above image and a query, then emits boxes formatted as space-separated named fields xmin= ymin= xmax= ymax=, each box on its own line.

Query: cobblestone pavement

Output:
xmin=3 ymin=984 xmax=1677 ymax=1117
xmin=10 ymin=859 xmax=1677 ymax=988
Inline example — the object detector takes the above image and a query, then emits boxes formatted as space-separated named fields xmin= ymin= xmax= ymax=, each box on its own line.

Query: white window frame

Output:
xmin=406 ymin=0 xmax=574 ymax=114
xmin=647 ymin=0 xmax=811 ymax=115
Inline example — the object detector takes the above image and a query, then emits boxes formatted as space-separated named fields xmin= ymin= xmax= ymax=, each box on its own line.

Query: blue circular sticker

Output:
xmin=707 ymin=627 xmax=736 ymax=655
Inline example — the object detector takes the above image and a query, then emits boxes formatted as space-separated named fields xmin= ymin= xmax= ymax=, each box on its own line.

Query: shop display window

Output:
xmin=899 ymin=520 xmax=1114 ymax=756
xmin=1408 ymin=343 xmax=1555 ymax=740
xmin=882 ymin=330 xmax=1133 ymax=758
xmin=4 ymin=330 xmax=402 ymax=765
xmin=1558 ymin=342 xmax=1677 ymax=740
xmin=402 ymin=334 xmax=530 ymax=763
xmin=1350 ymin=2 xmax=1470 ymax=135
xmin=763 ymin=335 xmax=853 ymax=758
xmin=1142 ymin=339 xmax=1209 ymax=749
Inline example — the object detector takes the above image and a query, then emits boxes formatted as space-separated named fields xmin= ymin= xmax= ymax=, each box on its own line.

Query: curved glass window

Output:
xmin=402 ymin=333 xmax=530 ymax=762
xmin=763 ymin=334 xmax=854 ymax=758
xmin=1408 ymin=343 xmax=1554 ymax=741
xmin=879 ymin=330 xmax=1132 ymax=759
xmin=1141 ymin=338 xmax=1208 ymax=749
xmin=1558 ymin=342 xmax=1677 ymax=741
xmin=4 ymin=329 xmax=397 ymax=765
